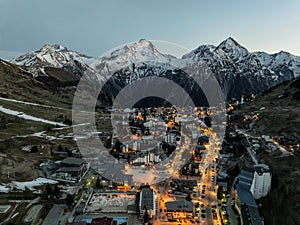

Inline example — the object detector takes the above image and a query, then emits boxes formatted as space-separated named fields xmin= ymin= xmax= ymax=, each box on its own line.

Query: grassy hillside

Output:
xmin=0 ymin=59 xmax=75 ymax=108
xmin=0 ymin=60 xmax=112 ymax=182
xmin=237 ymin=78 xmax=300 ymax=140
xmin=233 ymin=77 xmax=300 ymax=225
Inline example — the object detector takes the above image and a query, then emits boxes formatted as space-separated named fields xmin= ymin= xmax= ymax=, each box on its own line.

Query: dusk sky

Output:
xmin=0 ymin=0 xmax=299 ymax=59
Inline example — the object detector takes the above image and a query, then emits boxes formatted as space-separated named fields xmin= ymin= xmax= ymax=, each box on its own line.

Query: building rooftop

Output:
xmin=218 ymin=171 xmax=229 ymax=179
xmin=236 ymin=184 xmax=257 ymax=208
xmin=253 ymin=164 xmax=270 ymax=175
xmin=140 ymin=188 xmax=155 ymax=210
xmin=241 ymin=205 xmax=263 ymax=225
xmin=239 ymin=170 xmax=254 ymax=190
xmin=218 ymin=181 xmax=228 ymax=188
xmin=56 ymin=167 xmax=82 ymax=173
xmin=42 ymin=204 xmax=67 ymax=225
xmin=171 ymin=179 xmax=198 ymax=187
xmin=166 ymin=200 xmax=193 ymax=212
xmin=61 ymin=157 xmax=85 ymax=166
xmin=240 ymin=170 xmax=254 ymax=179
xmin=248 ymin=206 xmax=263 ymax=225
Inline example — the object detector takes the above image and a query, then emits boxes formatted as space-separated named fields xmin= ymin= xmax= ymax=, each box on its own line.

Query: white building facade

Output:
xmin=250 ymin=164 xmax=272 ymax=199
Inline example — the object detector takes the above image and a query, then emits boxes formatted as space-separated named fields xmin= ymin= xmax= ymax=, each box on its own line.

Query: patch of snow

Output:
xmin=43 ymin=54 xmax=59 ymax=67
xmin=0 ymin=185 xmax=10 ymax=193
xmin=254 ymin=52 xmax=273 ymax=65
xmin=12 ymin=178 xmax=58 ymax=191
xmin=45 ymin=136 xmax=57 ymax=140
xmin=0 ymin=105 xmax=67 ymax=126
xmin=80 ymin=57 xmax=96 ymax=65
xmin=39 ymin=67 xmax=47 ymax=76
xmin=11 ymin=212 xmax=19 ymax=219
xmin=32 ymin=131 xmax=46 ymax=137
xmin=0 ymin=97 xmax=68 ymax=110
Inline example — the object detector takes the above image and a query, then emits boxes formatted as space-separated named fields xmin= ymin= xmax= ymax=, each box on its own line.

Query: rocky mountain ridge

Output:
xmin=8 ymin=38 xmax=300 ymax=101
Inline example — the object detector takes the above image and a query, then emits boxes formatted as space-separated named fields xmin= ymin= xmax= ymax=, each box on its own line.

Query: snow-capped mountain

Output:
xmin=11 ymin=44 xmax=96 ymax=68
xmin=254 ymin=51 xmax=300 ymax=78
xmin=91 ymin=39 xmax=176 ymax=75
xmin=89 ymin=39 xmax=189 ymax=104
xmin=215 ymin=37 xmax=248 ymax=61
xmin=10 ymin=44 xmax=97 ymax=78
xmin=182 ymin=37 xmax=300 ymax=99
xmin=7 ymin=38 xmax=300 ymax=101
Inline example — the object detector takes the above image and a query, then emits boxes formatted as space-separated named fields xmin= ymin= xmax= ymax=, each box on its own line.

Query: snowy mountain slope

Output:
xmin=87 ymin=39 xmax=213 ymax=106
xmin=254 ymin=51 xmax=300 ymax=78
xmin=11 ymin=44 xmax=96 ymax=68
xmin=10 ymin=44 xmax=98 ymax=79
xmin=62 ymin=59 xmax=100 ymax=78
xmin=91 ymin=39 xmax=177 ymax=75
xmin=7 ymin=38 xmax=300 ymax=101
xmin=181 ymin=37 xmax=300 ymax=99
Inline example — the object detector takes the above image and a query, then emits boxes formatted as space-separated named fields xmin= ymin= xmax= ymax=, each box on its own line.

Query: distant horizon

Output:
xmin=1 ymin=36 xmax=299 ymax=61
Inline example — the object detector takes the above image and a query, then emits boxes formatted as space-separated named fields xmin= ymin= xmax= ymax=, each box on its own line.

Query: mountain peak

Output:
xmin=137 ymin=38 xmax=152 ymax=45
xmin=222 ymin=37 xmax=240 ymax=46
xmin=92 ymin=39 xmax=176 ymax=73
xmin=11 ymin=44 xmax=95 ymax=67
xmin=276 ymin=50 xmax=291 ymax=56
xmin=107 ymin=39 xmax=156 ymax=57
xmin=131 ymin=39 xmax=156 ymax=51
xmin=217 ymin=37 xmax=245 ymax=50
xmin=40 ymin=44 xmax=67 ymax=52
xmin=216 ymin=37 xmax=248 ymax=59
xmin=192 ymin=44 xmax=216 ymax=55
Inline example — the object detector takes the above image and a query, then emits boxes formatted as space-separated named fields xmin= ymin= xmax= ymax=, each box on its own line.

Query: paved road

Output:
xmin=153 ymin=130 xmax=223 ymax=225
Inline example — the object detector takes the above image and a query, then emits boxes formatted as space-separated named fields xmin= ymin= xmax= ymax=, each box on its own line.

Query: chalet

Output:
xmin=52 ymin=157 xmax=88 ymax=182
